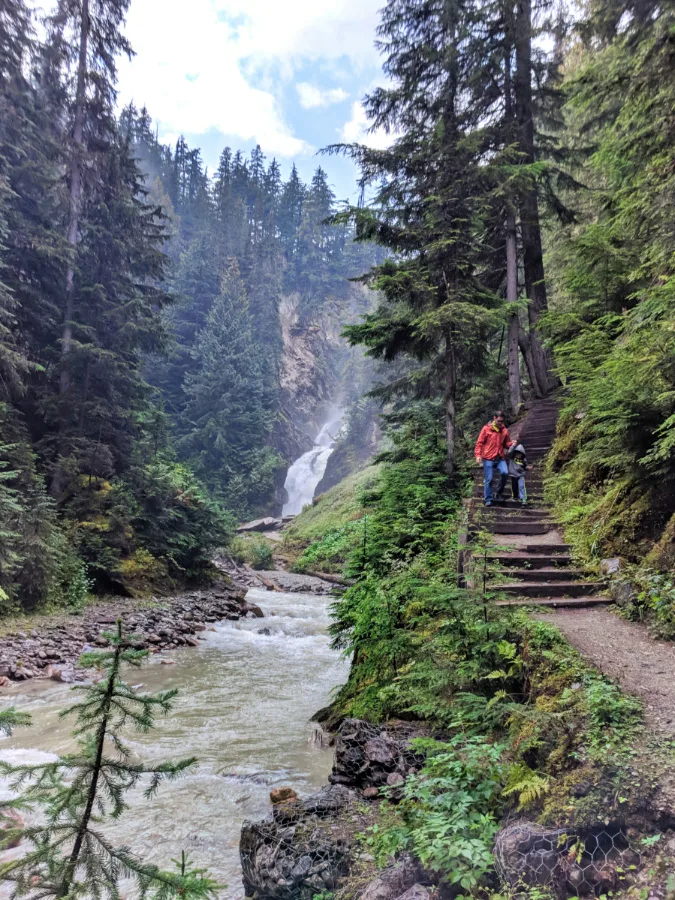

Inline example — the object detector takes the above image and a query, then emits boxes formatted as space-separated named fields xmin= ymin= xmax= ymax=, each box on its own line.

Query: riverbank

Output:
xmin=0 ymin=580 xmax=251 ymax=685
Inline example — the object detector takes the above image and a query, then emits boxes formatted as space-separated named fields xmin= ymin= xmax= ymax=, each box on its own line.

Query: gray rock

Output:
xmin=611 ymin=579 xmax=638 ymax=607
xmin=395 ymin=886 xmax=431 ymax=900
xmin=359 ymin=855 xmax=422 ymax=900
xmin=600 ymin=557 xmax=624 ymax=576
xmin=330 ymin=719 xmax=422 ymax=789
xmin=237 ymin=517 xmax=282 ymax=533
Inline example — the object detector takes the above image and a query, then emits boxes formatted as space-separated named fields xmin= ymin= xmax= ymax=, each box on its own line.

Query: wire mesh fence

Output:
xmin=494 ymin=821 xmax=642 ymax=897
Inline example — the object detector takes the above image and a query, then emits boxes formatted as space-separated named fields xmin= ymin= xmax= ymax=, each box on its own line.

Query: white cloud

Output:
xmin=340 ymin=101 xmax=394 ymax=150
xmin=117 ymin=0 xmax=383 ymax=160
xmin=296 ymin=83 xmax=348 ymax=109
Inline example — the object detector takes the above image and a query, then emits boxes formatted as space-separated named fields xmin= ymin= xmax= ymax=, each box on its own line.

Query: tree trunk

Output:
xmin=506 ymin=207 xmax=521 ymax=412
xmin=444 ymin=331 xmax=456 ymax=477
xmin=518 ymin=326 xmax=544 ymax=397
xmin=514 ymin=0 xmax=555 ymax=395
xmin=60 ymin=0 xmax=89 ymax=399
xmin=57 ymin=627 xmax=120 ymax=897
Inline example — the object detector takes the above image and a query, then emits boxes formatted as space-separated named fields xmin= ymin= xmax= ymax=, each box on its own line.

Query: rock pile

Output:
xmin=240 ymin=720 xmax=428 ymax=900
xmin=329 ymin=718 xmax=424 ymax=792
xmin=0 ymin=584 xmax=249 ymax=685
xmin=494 ymin=821 xmax=642 ymax=897
xmin=240 ymin=784 xmax=358 ymax=900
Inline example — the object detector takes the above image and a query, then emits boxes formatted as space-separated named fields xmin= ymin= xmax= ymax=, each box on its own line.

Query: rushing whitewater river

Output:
xmin=0 ymin=588 xmax=348 ymax=897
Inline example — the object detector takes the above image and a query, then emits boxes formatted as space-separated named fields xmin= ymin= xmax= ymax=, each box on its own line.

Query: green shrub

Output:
xmin=249 ymin=538 xmax=273 ymax=570
xmin=368 ymin=737 xmax=504 ymax=892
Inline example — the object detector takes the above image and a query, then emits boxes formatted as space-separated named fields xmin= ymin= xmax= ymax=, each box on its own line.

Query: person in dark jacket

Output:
xmin=507 ymin=441 xmax=530 ymax=505
xmin=474 ymin=410 xmax=511 ymax=506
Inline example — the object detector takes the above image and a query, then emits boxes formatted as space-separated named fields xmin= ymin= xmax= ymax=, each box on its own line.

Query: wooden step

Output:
xmin=492 ymin=581 xmax=603 ymax=598
xmin=485 ymin=521 xmax=555 ymax=535
xmin=525 ymin=543 xmax=571 ymax=554
xmin=480 ymin=500 xmax=548 ymax=511
xmin=492 ymin=568 xmax=586 ymax=582
xmin=496 ymin=596 xmax=613 ymax=609
xmin=487 ymin=553 xmax=572 ymax=568
xmin=480 ymin=506 xmax=550 ymax=517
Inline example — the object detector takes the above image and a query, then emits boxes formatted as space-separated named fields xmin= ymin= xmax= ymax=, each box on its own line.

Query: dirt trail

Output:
xmin=539 ymin=607 xmax=675 ymax=734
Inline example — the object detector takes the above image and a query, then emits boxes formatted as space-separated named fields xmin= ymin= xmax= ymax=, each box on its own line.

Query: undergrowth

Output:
xmin=324 ymin=402 xmax=650 ymax=893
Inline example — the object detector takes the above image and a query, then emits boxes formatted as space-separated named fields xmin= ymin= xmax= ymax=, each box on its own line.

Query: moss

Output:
xmin=117 ymin=549 xmax=172 ymax=597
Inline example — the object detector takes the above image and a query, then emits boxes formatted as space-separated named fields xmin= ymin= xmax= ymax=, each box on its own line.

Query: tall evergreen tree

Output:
xmin=331 ymin=0 xmax=505 ymax=473
xmin=181 ymin=263 xmax=277 ymax=515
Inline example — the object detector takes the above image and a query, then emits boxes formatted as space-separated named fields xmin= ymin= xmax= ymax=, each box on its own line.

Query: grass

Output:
xmin=282 ymin=465 xmax=381 ymax=573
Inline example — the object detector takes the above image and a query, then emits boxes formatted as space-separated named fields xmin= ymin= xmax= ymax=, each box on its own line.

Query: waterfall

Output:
xmin=282 ymin=410 xmax=343 ymax=516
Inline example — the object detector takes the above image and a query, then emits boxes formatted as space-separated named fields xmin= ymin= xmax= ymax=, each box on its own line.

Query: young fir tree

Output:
xmin=0 ymin=621 xmax=218 ymax=899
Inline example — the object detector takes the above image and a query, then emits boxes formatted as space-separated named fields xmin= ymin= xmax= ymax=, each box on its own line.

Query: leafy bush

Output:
xmin=369 ymin=737 xmax=504 ymax=892
xmin=249 ymin=538 xmax=273 ymax=570
xmin=228 ymin=535 xmax=274 ymax=570
xmin=634 ymin=571 xmax=675 ymax=640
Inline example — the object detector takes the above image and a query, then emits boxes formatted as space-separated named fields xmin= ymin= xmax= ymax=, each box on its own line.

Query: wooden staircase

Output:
xmin=469 ymin=398 xmax=612 ymax=609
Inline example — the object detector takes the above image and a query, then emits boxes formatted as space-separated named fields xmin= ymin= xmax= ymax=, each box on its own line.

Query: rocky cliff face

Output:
xmin=272 ymin=286 xmax=375 ymax=491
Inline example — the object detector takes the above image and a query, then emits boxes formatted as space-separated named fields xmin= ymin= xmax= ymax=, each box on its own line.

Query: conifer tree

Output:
xmin=330 ymin=0 xmax=505 ymax=473
xmin=181 ymin=263 xmax=277 ymax=514
xmin=0 ymin=621 xmax=218 ymax=898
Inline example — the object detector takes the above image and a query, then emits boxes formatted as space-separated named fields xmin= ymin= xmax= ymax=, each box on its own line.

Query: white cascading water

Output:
xmin=282 ymin=409 xmax=343 ymax=516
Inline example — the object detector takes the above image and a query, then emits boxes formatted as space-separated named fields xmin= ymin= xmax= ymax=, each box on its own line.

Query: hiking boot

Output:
xmin=484 ymin=500 xmax=492 ymax=507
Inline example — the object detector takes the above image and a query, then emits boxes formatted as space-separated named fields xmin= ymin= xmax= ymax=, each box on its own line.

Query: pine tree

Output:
xmin=0 ymin=621 xmax=218 ymax=898
xmin=330 ymin=0 xmax=505 ymax=473
xmin=181 ymin=263 xmax=277 ymax=515
xmin=47 ymin=0 xmax=134 ymax=416
xmin=278 ymin=163 xmax=305 ymax=259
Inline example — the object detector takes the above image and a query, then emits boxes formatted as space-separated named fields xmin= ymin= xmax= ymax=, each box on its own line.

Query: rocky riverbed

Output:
xmin=0 ymin=580 xmax=254 ymax=685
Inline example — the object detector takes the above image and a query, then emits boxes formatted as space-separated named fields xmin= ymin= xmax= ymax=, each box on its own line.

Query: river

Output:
xmin=0 ymin=588 xmax=348 ymax=897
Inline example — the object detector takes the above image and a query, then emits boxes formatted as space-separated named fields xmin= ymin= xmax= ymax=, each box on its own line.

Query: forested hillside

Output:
xmin=0 ymin=0 xmax=376 ymax=611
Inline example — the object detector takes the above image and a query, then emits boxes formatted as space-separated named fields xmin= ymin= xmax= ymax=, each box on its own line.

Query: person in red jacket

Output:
xmin=474 ymin=410 xmax=511 ymax=506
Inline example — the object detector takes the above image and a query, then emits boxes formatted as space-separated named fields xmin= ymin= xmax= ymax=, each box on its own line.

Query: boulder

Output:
xmin=244 ymin=603 xmax=265 ymax=619
xmin=270 ymin=787 xmax=299 ymax=805
xmin=359 ymin=855 xmax=423 ymax=900
xmin=600 ymin=557 xmax=624 ymax=576
xmin=396 ymin=886 xmax=431 ymax=900
xmin=240 ymin=784 xmax=357 ymax=900
xmin=237 ymin=517 xmax=282 ymax=534
xmin=610 ymin=580 xmax=638 ymax=608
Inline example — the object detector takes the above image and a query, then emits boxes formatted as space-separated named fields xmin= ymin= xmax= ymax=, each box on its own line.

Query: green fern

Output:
xmin=504 ymin=764 xmax=551 ymax=809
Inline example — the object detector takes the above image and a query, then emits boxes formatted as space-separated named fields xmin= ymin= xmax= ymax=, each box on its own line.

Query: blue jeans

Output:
xmin=482 ymin=458 xmax=508 ymax=503
xmin=511 ymin=476 xmax=527 ymax=502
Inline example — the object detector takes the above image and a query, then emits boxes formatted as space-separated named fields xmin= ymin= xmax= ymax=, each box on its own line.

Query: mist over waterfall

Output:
xmin=282 ymin=409 xmax=344 ymax=516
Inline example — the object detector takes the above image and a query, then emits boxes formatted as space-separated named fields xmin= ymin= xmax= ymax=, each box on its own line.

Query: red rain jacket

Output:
xmin=474 ymin=422 xmax=511 ymax=462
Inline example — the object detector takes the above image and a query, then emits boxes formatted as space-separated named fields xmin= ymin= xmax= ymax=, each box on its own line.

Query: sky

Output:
xmin=116 ymin=0 xmax=391 ymax=201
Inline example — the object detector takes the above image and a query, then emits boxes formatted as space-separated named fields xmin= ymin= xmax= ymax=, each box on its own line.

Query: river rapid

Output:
xmin=0 ymin=588 xmax=348 ymax=897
